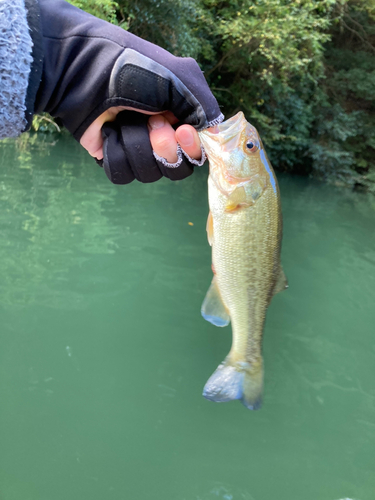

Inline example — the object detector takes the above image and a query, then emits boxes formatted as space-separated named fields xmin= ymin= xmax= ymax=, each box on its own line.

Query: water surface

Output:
xmin=0 ymin=134 xmax=374 ymax=500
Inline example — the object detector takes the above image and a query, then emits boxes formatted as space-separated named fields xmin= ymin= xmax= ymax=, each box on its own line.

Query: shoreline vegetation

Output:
xmin=33 ymin=0 xmax=375 ymax=193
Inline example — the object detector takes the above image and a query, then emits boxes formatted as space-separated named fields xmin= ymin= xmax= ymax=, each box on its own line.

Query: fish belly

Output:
xmin=208 ymin=175 xmax=281 ymax=366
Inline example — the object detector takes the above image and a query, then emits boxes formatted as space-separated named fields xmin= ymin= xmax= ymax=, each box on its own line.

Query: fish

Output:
xmin=198 ymin=111 xmax=287 ymax=410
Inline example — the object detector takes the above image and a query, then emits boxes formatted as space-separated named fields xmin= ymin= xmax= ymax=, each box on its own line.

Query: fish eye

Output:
xmin=246 ymin=141 xmax=257 ymax=152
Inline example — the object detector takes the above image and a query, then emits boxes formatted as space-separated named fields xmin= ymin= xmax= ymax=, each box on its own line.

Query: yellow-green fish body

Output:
xmin=198 ymin=112 xmax=287 ymax=410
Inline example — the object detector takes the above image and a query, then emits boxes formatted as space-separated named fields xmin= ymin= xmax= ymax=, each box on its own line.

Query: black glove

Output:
xmin=26 ymin=0 xmax=223 ymax=183
xmin=100 ymin=111 xmax=206 ymax=183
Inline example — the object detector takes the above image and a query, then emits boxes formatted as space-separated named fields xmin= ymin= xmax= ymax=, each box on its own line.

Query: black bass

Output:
xmin=198 ymin=112 xmax=287 ymax=410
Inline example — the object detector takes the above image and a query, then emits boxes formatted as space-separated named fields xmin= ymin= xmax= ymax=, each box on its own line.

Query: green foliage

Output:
xmin=32 ymin=113 xmax=63 ymax=133
xmin=201 ymin=0 xmax=334 ymax=81
xmin=310 ymin=1 xmax=375 ymax=192
xmin=115 ymin=0 xmax=206 ymax=57
xmin=67 ymin=0 xmax=118 ymax=22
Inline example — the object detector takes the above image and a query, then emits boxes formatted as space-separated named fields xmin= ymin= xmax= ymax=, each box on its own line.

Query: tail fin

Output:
xmin=203 ymin=359 xmax=263 ymax=410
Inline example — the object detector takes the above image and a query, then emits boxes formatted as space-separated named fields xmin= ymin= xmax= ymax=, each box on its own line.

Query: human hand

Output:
xmin=33 ymin=0 xmax=222 ymax=183
xmin=80 ymin=108 xmax=202 ymax=163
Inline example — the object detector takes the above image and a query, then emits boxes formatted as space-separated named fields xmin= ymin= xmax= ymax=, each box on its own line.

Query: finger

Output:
xmin=80 ymin=116 xmax=105 ymax=159
xmin=81 ymin=108 xmax=180 ymax=161
xmin=80 ymin=108 xmax=121 ymax=159
xmin=148 ymin=115 xmax=178 ymax=163
xmin=80 ymin=106 xmax=159 ymax=160
xmin=161 ymin=110 xmax=179 ymax=126
xmin=175 ymin=125 xmax=202 ymax=160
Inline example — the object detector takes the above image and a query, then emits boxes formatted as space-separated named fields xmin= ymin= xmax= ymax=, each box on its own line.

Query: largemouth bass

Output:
xmin=198 ymin=112 xmax=287 ymax=410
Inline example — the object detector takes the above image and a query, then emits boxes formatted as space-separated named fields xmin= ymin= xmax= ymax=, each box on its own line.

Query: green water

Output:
xmin=0 ymin=134 xmax=374 ymax=500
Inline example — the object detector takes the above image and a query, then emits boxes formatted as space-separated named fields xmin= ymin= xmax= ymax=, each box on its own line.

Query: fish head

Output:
xmin=199 ymin=112 xmax=271 ymax=189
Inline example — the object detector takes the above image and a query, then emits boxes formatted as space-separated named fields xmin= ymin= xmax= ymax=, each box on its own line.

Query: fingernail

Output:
xmin=149 ymin=115 xmax=166 ymax=130
xmin=178 ymin=128 xmax=194 ymax=147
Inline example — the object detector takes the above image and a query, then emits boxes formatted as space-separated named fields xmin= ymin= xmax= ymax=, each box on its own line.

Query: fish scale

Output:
xmin=198 ymin=112 xmax=287 ymax=410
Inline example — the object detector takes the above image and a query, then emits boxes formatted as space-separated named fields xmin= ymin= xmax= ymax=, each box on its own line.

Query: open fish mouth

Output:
xmin=205 ymin=112 xmax=247 ymax=142
xmin=215 ymin=112 xmax=244 ymax=135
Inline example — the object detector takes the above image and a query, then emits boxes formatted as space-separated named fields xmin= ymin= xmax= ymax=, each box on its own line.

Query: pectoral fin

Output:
xmin=206 ymin=211 xmax=214 ymax=246
xmin=225 ymin=178 xmax=266 ymax=212
xmin=225 ymin=186 xmax=248 ymax=212
xmin=272 ymin=266 xmax=288 ymax=296
xmin=201 ymin=277 xmax=230 ymax=327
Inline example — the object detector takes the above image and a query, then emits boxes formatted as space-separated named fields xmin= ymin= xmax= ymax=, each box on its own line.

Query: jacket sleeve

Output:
xmin=0 ymin=0 xmax=43 ymax=139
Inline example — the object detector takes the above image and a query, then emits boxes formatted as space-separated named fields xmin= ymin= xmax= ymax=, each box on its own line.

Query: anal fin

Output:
xmin=201 ymin=276 xmax=230 ymax=327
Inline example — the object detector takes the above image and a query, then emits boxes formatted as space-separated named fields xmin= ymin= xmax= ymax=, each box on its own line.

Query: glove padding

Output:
xmin=98 ymin=111 xmax=197 ymax=184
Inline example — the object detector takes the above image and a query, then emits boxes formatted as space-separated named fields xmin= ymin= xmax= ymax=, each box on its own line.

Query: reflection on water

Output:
xmin=199 ymin=484 xmax=255 ymax=500
xmin=0 ymin=134 xmax=118 ymax=308
xmin=0 ymin=134 xmax=374 ymax=500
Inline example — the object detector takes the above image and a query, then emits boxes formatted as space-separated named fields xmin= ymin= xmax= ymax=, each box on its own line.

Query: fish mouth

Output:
xmin=207 ymin=112 xmax=246 ymax=143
